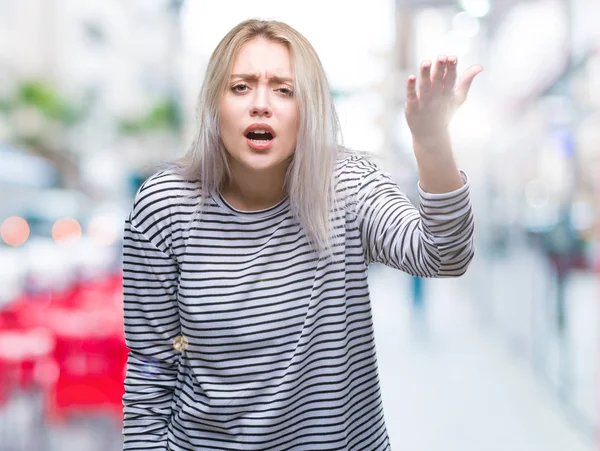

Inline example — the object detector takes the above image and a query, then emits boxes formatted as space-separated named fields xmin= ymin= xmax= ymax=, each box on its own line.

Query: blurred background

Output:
xmin=0 ymin=0 xmax=598 ymax=450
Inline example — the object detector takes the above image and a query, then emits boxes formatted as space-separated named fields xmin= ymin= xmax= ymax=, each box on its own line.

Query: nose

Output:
xmin=250 ymin=86 xmax=272 ymax=118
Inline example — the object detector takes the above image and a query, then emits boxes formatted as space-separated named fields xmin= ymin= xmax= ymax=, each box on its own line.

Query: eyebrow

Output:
xmin=230 ymin=73 xmax=294 ymax=84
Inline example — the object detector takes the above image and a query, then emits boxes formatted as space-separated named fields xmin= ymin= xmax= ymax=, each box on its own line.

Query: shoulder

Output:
xmin=129 ymin=167 xmax=199 ymax=227
xmin=334 ymin=151 xmax=385 ymax=192
xmin=335 ymin=152 xmax=379 ymax=175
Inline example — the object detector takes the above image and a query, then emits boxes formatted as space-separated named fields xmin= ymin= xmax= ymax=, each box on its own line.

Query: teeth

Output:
xmin=250 ymin=129 xmax=269 ymax=134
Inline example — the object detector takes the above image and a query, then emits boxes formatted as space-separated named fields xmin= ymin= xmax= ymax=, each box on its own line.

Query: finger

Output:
xmin=418 ymin=61 xmax=432 ymax=101
xmin=442 ymin=56 xmax=458 ymax=98
xmin=431 ymin=55 xmax=447 ymax=96
xmin=406 ymin=74 xmax=418 ymax=105
xmin=455 ymin=64 xmax=483 ymax=106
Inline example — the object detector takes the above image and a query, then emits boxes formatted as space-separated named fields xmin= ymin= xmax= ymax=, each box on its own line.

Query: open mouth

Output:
xmin=245 ymin=130 xmax=274 ymax=143
xmin=244 ymin=124 xmax=276 ymax=150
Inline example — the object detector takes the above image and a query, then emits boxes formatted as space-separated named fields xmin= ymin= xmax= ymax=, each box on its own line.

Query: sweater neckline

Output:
xmin=212 ymin=191 xmax=290 ymax=220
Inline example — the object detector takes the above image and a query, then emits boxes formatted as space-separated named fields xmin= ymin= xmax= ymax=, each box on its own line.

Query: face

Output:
xmin=219 ymin=37 xmax=299 ymax=178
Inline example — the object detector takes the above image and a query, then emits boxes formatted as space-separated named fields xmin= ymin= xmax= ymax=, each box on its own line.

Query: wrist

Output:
xmin=412 ymin=132 xmax=452 ymax=154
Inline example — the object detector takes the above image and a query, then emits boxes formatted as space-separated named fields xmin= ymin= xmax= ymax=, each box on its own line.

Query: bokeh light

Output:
xmin=1 ymin=216 xmax=30 ymax=246
xmin=459 ymin=0 xmax=490 ymax=18
xmin=52 ymin=218 xmax=82 ymax=244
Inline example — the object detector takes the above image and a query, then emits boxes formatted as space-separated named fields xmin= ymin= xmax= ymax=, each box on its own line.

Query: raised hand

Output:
xmin=405 ymin=55 xmax=483 ymax=150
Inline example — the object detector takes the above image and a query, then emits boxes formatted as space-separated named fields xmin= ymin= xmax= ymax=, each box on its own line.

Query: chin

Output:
xmin=235 ymin=150 xmax=291 ymax=173
xmin=244 ymin=157 xmax=287 ymax=173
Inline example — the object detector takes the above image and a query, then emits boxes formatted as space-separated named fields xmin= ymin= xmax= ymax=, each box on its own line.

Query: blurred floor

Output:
xmin=370 ymin=262 xmax=595 ymax=451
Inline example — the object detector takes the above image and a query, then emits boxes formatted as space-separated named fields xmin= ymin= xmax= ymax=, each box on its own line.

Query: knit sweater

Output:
xmin=122 ymin=155 xmax=474 ymax=450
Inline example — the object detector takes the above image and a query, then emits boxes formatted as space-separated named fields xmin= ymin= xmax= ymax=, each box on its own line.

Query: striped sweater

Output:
xmin=122 ymin=155 xmax=474 ymax=450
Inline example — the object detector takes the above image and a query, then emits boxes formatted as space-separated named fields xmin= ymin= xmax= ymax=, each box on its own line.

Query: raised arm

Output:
xmin=355 ymin=162 xmax=474 ymax=277
xmin=355 ymin=55 xmax=480 ymax=277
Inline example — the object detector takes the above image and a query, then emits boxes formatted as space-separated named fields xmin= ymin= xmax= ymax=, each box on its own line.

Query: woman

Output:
xmin=122 ymin=19 xmax=480 ymax=450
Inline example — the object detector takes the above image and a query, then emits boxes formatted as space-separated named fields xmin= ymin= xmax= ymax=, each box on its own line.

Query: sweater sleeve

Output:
xmin=122 ymin=192 xmax=182 ymax=449
xmin=355 ymin=164 xmax=474 ymax=277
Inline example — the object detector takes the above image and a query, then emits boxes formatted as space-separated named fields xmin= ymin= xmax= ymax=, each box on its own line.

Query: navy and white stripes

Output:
xmin=122 ymin=155 xmax=474 ymax=450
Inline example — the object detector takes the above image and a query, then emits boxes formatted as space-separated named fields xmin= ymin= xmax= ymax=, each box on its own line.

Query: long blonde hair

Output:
xmin=175 ymin=19 xmax=342 ymax=252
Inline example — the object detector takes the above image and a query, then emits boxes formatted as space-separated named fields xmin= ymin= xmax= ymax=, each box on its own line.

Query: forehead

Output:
xmin=231 ymin=38 xmax=292 ymax=77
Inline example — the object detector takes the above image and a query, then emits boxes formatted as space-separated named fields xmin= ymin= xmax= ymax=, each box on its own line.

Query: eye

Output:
xmin=231 ymin=83 xmax=249 ymax=93
xmin=277 ymin=87 xmax=294 ymax=97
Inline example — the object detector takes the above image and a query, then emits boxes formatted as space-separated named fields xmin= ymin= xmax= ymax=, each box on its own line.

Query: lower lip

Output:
xmin=245 ymin=136 xmax=274 ymax=151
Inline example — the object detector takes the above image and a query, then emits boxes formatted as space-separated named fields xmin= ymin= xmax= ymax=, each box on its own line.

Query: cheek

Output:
xmin=281 ymin=108 xmax=300 ymax=139
xmin=218 ymin=106 xmax=232 ymax=131
xmin=218 ymin=98 xmax=241 ymax=131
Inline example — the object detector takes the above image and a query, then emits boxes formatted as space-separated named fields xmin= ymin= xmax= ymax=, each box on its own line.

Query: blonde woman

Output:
xmin=122 ymin=19 xmax=481 ymax=450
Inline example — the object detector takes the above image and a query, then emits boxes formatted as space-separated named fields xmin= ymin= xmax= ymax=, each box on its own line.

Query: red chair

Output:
xmin=0 ymin=295 xmax=56 ymax=392
xmin=43 ymin=281 xmax=127 ymax=425
xmin=0 ymin=273 xmax=127 ymax=425
xmin=0 ymin=326 xmax=56 ymax=392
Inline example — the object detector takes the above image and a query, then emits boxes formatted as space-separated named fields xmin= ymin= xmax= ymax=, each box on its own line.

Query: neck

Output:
xmin=221 ymin=162 xmax=288 ymax=211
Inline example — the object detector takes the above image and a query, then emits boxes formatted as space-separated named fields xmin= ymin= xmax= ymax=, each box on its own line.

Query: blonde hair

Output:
xmin=175 ymin=19 xmax=342 ymax=252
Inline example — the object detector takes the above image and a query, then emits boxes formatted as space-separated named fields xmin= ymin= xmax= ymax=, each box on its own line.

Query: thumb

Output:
xmin=455 ymin=64 xmax=483 ymax=106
